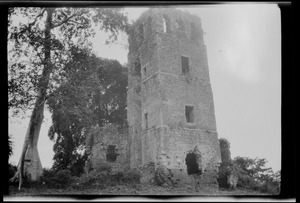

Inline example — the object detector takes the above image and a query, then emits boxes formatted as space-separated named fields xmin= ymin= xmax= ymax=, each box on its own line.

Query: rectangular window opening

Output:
xmin=133 ymin=60 xmax=141 ymax=76
xmin=106 ymin=145 xmax=118 ymax=162
xmin=143 ymin=66 xmax=147 ymax=76
xmin=181 ymin=56 xmax=190 ymax=74
xmin=185 ymin=106 xmax=195 ymax=123
xmin=144 ymin=113 xmax=148 ymax=129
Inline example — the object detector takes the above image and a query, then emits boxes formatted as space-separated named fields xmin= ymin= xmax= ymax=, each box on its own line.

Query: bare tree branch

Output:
xmin=14 ymin=8 xmax=46 ymax=44
xmin=68 ymin=19 xmax=81 ymax=25
xmin=51 ymin=9 xmax=90 ymax=29
xmin=28 ymin=8 xmax=46 ymax=30
xmin=51 ymin=13 xmax=77 ymax=29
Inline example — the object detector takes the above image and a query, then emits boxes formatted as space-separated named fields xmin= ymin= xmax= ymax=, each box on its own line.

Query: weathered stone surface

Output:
xmin=127 ymin=7 xmax=221 ymax=188
xmin=85 ymin=124 xmax=130 ymax=172
xmin=86 ymin=7 xmax=221 ymax=189
xmin=137 ymin=162 xmax=155 ymax=183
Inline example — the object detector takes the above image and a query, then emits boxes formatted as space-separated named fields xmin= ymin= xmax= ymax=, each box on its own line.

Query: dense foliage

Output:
xmin=8 ymin=7 xmax=129 ymax=187
xmin=38 ymin=163 xmax=141 ymax=189
xmin=46 ymin=47 xmax=128 ymax=176
xmin=8 ymin=7 xmax=129 ymax=116
xmin=233 ymin=156 xmax=280 ymax=194
xmin=218 ymin=138 xmax=280 ymax=194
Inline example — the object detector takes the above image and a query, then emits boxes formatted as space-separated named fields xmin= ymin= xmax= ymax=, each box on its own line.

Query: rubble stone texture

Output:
xmin=127 ymin=8 xmax=221 ymax=187
xmin=86 ymin=8 xmax=221 ymax=188
xmin=85 ymin=124 xmax=130 ymax=172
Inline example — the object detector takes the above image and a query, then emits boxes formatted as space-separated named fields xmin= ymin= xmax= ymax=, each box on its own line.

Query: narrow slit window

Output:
xmin=162 ymin=14 xmax=171 ymax=34
xmin=147 ymin=17 xmax=152 ymax=35
xmin=144 ymin=113 xmax=148 ymax=129
xmin=162 ymin=17 xmax=167 ymax=33
xmin=181 ymin=56 xmax=190 ymax=74
xmin=133 ymin=59 xmax=141 ymax=76
xmin=143 ymin=66 xmax=147 ymax=76
xmin=185 ymin=106 xmax=195 ymax=123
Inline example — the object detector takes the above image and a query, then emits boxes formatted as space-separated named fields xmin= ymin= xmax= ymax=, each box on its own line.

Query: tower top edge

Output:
xmin=133 ymin=7 xmax=202 ymax=25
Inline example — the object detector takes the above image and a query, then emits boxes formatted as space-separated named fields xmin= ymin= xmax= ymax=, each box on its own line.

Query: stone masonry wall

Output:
xmin=127 ymin=8 xmax=221 ymax=188
xmin=142 ymin=126 xmax=220 ymax=187
xmin=85 ymin=124 xmax=130 ymax=172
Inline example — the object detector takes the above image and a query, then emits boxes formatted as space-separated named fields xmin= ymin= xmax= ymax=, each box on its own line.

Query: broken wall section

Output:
xmin=85 ymin=124 xmax=130 ymax=172
xmin=141 ymin=126 xmax=221 ymax=188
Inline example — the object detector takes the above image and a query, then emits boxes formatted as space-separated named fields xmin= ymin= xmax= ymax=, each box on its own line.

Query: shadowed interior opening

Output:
xmin=185 ymin=152 xmax=201 ymax=175
xmin=106 ymin=145 xmax=118 ymax=162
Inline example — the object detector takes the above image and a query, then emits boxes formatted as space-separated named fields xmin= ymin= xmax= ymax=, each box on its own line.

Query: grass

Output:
xmin=6 ymin=183 xmax=272 ymax=198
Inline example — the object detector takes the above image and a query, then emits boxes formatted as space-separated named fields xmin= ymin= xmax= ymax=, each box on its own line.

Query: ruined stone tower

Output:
xmin=127 ymin=8 xmax=221 ymax=187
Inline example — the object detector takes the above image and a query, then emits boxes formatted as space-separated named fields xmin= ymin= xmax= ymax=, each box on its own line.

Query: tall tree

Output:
xmin=8 ymin=7 xmax=128 ymax=189
xmin=47 ymin=47 xmax=127 ymax=176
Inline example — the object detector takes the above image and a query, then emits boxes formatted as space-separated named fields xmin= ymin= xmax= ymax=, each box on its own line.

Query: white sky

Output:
xmin=9 ymin=4 xmax=281 ymax=172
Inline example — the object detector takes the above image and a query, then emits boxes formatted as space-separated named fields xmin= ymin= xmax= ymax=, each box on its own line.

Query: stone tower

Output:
xmin=127 ymin=8 xmax=221 ymax=187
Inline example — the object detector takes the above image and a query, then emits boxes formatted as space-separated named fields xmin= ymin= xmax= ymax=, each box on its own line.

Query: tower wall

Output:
xmin=127 ymin=8 xmax=221 ymax=187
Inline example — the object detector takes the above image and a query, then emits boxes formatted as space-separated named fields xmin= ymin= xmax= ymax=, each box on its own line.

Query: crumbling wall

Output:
xmin=141 ymin=126 xmax=220 ymax=187
xmin=85 ymin=124 xmax=130 ymax=172
xmin=127 ymin=8 xmax=221 ymax=188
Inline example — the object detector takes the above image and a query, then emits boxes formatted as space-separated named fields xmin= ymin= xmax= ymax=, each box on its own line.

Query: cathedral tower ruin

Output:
xmin=127 ymin=8 xmax=221 ymax=187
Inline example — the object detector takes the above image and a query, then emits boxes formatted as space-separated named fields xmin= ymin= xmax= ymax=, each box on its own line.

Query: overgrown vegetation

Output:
xmin=8 ymin=137 xmax=280 ymax=195
xmin=47 ymin=48 xmax=128 ymax=177
xmin=218 ymin=138 xmax=281 ymax=195
xmin=20 ymin=163 xmax=142 ymax=190
xmin=8 ymin=7 xmax=129 ymax=188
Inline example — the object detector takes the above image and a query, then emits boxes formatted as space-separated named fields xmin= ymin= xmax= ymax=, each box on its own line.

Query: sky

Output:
xmin=9 ymin=4 xmax=281 ymax=172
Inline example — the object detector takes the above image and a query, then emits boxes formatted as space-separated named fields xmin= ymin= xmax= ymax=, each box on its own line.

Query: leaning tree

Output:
xmin=8 ymin=7 xmax=129 ymax=189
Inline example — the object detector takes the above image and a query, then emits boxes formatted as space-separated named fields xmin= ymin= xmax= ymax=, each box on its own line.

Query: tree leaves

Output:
xmin=8 ymin=6 xmax=129 ymax=187
xmin=233 ymin=156 xmax=273 ymax=182
xmin=46 ymin=47 xmax=127 ymax=174
xmin=8 ymin=7 xmax=129 ymax=117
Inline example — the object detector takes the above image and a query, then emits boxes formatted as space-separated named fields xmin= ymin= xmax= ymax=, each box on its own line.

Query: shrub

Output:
xmin=111 ymin=171 xmax=124 ymax=183
xmin=40 ymin=169 xmax=73 ymax=189
xmin=120 ymin=169 xmax=141 ymax=184
xmin=8 ymin=163 xmax=17 ymax=180
xmin=218 ymin=162 xmax=239 ymax=189
xmin=94 ymin=162 xmax=112 ymax=173
xmin=73 ymin=166 xmax=142 ymax=189
xmin=74 ymin=169 xmax=112 ymax=189
xmin=259 ymin=181 xmax=280 ymax=195
xmin=236 ymin=173 xmax=259 ymax=190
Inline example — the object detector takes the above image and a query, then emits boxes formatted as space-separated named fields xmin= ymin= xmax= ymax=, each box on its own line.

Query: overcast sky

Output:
xmin=9 ymin=4 xmax=281 ymax=172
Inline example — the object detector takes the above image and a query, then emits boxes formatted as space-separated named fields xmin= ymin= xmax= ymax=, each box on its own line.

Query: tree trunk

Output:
xmin=10 ymin=8 xmax=55 ymax=189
